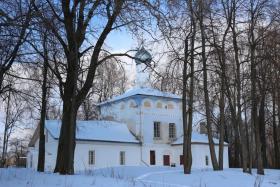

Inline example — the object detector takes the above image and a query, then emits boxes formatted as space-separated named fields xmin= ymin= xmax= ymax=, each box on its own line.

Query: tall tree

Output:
xmin=37 ymin=33 xmax=49 ymax=172
xmin=248 ymin=0 xmax=264 ymax=175
xmin=198 ymin=0 xmax=219 ymax=170
xmin=32 ymin=0 xmax=147 ymax=174
xmin=230 ymin=0 xmax=248 ymax=171
xmin=183 ymin=0 xmax=197 ymax=174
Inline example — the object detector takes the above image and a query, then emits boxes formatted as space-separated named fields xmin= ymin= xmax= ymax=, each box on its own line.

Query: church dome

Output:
xmin=135 ymin=47 xmax=152 ymax=65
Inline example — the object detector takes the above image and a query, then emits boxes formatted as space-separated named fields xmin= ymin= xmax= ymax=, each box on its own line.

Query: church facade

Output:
xmin=27 ymin=47 xmax=229 ymax=172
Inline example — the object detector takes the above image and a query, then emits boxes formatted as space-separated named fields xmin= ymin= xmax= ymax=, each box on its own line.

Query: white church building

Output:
xmin=27 ymin=47 xmax=229 ymax=172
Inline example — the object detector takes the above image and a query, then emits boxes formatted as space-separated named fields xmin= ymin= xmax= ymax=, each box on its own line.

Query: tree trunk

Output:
xmin=54 ymin=99 xmax=77 ymax=174
xmin=1 ymin=89 xmax=11 ymax=167
xmin=182 ymin=37 xmax=190 ymax=174
xmin=218 ymin=81 xmax=225 ymax=170
xmin=250 ymin=38 xmax=264 ymax=175
xmin=222 ymin=40 xmax=242 ymax=168
xmin=234 ymin=35 xmax=248 ymax=172
xmin=183 ymin=0 xmax=196 ymax=174
xmin=258 ymin=94 xmax=267 ymax=168
xmin=272 ymin=91 xmax=279 ymax=168
xmin=0 ymin=69 xmax=4 ymax=94
xmin=198 ymin=1 xmax=219 ymax=170
xmin=54 ymin=47 xmax=79 ymax=174
xmin=37 ymin=37 xmax=48 ymax=172
xmin=244 ymin=100 xmax=252 ymax=173
xmin=248 ymin=0 xmax=264 ymax=175
xmin=231 ymin=2 xmax=248 ymax=171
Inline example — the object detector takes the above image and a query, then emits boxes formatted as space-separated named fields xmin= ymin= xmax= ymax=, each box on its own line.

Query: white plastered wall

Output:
xmin=27 ymin=132 xmax=141 ymax=172
xmin=172 ymin=144 xmax=229 ymax=168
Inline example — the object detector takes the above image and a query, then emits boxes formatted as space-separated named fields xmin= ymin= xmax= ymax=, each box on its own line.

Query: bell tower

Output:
xmin=134 ymin=47 xmax=152 ymax=88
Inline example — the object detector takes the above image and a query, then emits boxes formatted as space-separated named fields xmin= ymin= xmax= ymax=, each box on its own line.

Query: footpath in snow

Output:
xmin=0 ymin=166 xmax=279 ymax=187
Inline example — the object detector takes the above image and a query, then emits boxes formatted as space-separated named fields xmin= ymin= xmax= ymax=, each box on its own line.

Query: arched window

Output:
xmin=156 ymin=102 xmax=162 ymax=108
xmin=129 ymin=100 xmax=137 ymax=108
xmin=144 ymin=100 xmax=151 ymax=108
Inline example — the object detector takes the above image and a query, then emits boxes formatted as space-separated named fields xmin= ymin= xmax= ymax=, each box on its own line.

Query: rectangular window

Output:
xmin=89 ymin=150 xmax=95 ymax=165
xmin=45 ymin=131 xmax=48 ymax=143
xmin=120 ymin=151 xmax=125 ymax=165
xmin=154 ymin=122 xmax=161 ymax=138
xmin=169 ymin=123 xmax=176 ymax=139
xmin=30 ymin=154 xmax=33 ymax=168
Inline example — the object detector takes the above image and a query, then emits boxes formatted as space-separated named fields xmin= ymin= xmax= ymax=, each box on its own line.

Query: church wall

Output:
xmin=99 ymin=98 xmax=140 ymax=137
xmin=27 ymin=129 xmax=55 ymax=171
xmin=172 ymin=144 xmax=229 ymax=168
xmin=141 ymin=144 xmax=176 ymax=166
xmin=73 ymin=141 xmax=141 ymax=172
xmin=99 ymin=95 xmax=183 ymax=144
xmin=27 ymin=131 xmax=141 ymax=172
xmin=99 ymin=96 xmax=185 ymax=167
xmin=26 ymin=147 xmax=37 ymax=169
xmin=139 ymin=97 xmax=183 ymax=144
xmin=135 ymin=96 xmax=184 ymax=167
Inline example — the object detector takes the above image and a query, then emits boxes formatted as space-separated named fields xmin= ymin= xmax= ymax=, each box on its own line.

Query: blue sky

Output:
xmin=105 ymin=29 xmax=136 ymax=52
xmin=105 ymin=29 xmax=138 ymax=88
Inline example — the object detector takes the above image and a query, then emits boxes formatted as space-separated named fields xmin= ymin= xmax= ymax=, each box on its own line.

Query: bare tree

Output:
xmin=32 ymin=0 xmax=149 ymax=174
xmin=197 ymin=0 xmax=219 ymax=170
xmin=0 ymin=0 xmax=32 ymax=94
xmin=248 ymin=0 xmax=265 ymax=175
xmin=182 ymin=0 xmax=197 ymax=174
xmin=1 ymin=85 xmax=25 ymax=167
xmin=37 ymin=32 xmax=49 ymax=172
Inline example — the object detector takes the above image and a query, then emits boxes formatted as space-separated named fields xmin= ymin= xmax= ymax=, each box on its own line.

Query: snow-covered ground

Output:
xmin=0 ymin=166 xmax=279 ymax=187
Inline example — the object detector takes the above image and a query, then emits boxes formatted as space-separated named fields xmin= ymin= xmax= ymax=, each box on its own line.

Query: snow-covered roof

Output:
xmin=45 ymin=120 xmax=140 ymax=144
xmin=172 ymin=132 xmax=228 ymax=145
xmin=98 ymin=87 xmax=181 ymax=105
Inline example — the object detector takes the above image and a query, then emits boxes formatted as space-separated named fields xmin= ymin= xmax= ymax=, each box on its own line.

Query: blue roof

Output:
xmin=98 ymin=87 xmax=181 ymax=105
xmin=45 ymin=120 xmax=140 ymax=144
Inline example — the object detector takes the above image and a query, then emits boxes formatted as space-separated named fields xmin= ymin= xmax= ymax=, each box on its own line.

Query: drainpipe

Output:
xmin=139 ymin=99 xmax=149 ymax=166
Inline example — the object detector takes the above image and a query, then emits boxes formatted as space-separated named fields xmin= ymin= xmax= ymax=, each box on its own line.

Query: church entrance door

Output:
xmin=163 ymin=155 xmax=170 ymax=166
xmin=150 ymin=150 xmax=155 ymax=165
xmin=180 ymin=155 xmax=184 ymax=165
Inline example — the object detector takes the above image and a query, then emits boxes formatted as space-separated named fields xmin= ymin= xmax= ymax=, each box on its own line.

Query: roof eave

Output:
xmin=98 ymin=94 xmax=182 ymax=106
xmin=28 ymin=123 xmax=40 ymax=147
xmin=171 ymin=142 xmax=229 ymax=146
xmin=52 ymin=137 xmax=140 ymax=144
